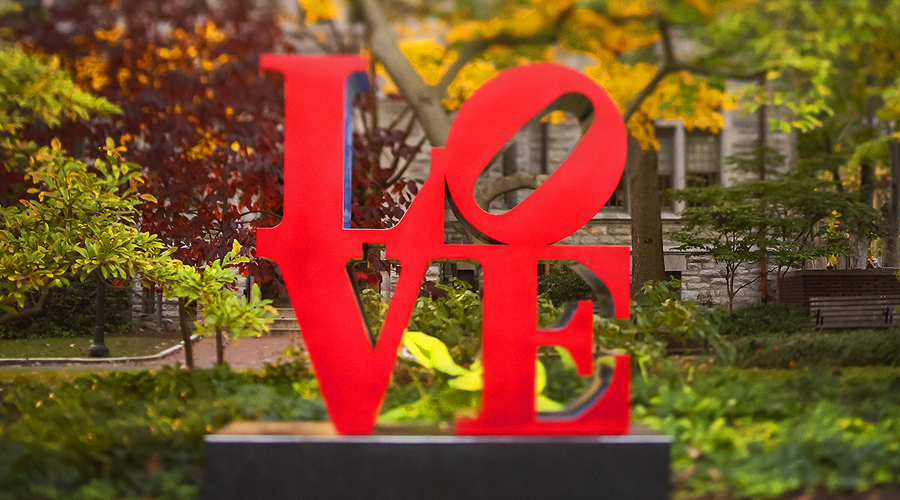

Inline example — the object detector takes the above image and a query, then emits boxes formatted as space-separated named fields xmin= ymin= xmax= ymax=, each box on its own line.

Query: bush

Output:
xmin=732 ymin=329 xmax=900 ymax=368
xmin=720 ymin=303 xmax=813 ymax=337
xmin=537 ymin=264 xmax=594 ymax=305
xmin=0 ymin=279 xmax=132 ymax=339
xmin=634 ymin=363 xmax=900 ymax=499
xmin=0 ymin=362 xmax=324 ymax=500
xmin=406 ymin=280 xmax=483 ymax=365
xmin=595 ymin=279 xmax=734 ymax=372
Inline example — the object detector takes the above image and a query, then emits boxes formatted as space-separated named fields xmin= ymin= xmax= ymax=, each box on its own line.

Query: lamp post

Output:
xmin=89 ymin=275 xmax=109 ymax=357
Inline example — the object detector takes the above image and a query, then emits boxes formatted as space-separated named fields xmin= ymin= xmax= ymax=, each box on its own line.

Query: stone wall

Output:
xmin=130 ymin=275 xmax=250 ymax=329
xmin=445 ymin=216 xmax=766 ymax=310
xmin=130 ymin=281 xmax=180 ymax=329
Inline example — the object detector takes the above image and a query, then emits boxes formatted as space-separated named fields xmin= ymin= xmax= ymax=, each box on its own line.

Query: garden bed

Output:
xmin=2 ymin=362 xmax=900 ymax=499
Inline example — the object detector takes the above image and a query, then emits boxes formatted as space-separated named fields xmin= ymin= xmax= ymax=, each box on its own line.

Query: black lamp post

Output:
xmin=89 ymin=275 xmax=109 ymax=357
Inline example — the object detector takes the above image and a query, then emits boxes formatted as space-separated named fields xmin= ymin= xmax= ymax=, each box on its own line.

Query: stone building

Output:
xmin=422 ymin=100 xmax=797 ymax=309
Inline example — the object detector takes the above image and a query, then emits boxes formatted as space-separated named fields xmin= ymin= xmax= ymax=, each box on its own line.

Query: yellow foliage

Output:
xmin=608 ymin=0 xmax=654 ymax=17
xmin=376 ymin=38 xmax=500 ymax=111
xmin=447 ymin=0 xmax=574 ymax=44
xmin=442 ymin=60 xmax=498 ymax=110
xmin=398 ymin=39 xmax=450 ymax=86
xmin=94 ymin=25 xmax=125 ymax=44
xmin=586 ymin=55 xmax=733 ymax=149
xmin=75 ymin=54 xmax=109 ymax=91
xmin=685 ymin=0 xmax=715 ymax=16
xmin=116 ymin=67 xmax=130 ymax=88
xmin=540 ymin=110 xmax=570 ymax=124
xmin=566 ymin=8 xmax=658 ymax=53
xmin=185 ymin=130 xmax=219 ymax=160
xmin=299 ymin=0 xmax=336 ymax=23
xmin=200 ymin=21 xmax=227 ymax=44
xmin=156 ymin=46 xmax=183 ymax=61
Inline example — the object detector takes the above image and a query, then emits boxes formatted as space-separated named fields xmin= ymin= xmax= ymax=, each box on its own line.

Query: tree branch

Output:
xmin=385 ymin=135 xmax=427 ymax=186
xmin=474 ymin=173 xmax=549 ymax=208
xmin=356 ymin=0 xmax=451 ymax=146
xmin=671 ymin=62 xmax=766 ymax=82
xmin=624 ymin=63 xmax=674 ymax=122
xmin=435 ymin=6 xmax=574 ymax=97
xmin=0 ymin=287 xmax=50 ymax=325
xmin=659 ymin=17 xmax=674 ymax=64
xmin=621 ymin=18 xmax=766 ymax=125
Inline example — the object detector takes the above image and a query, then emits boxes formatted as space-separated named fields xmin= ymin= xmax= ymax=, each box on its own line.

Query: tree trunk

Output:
xmin=0 ymin=287 xmax=50 ymax=325
xmin=215 ymin=328 xmax=225 ymax=365
xmin=854 ymin=161 xmax=876 ymax=268
xmin=627 ymin=135 xmax=666 ymax=297
xmin=358 ymin=0 xmax=451 ymax=147
xmin=757 ymin=95 xmax=768 ymax=303
xmin=884 ymin=137 xmax=900 ymax=267
xmin=89 ymin=276 xmax=110 ymax=357
xmin=154 ymin=287 xmax=163 ymax=329
xmin=178 ymin=298 xmax=194 ymax=370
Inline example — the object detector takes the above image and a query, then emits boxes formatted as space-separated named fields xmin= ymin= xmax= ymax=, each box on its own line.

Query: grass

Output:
xmin=0 ymin=331 xmax=182 ymax=358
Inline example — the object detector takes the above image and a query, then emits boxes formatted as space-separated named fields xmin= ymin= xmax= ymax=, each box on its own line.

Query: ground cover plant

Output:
xmin=3 ymin=360 xmax=900 ymax=499
xmin=636 ymin=363 xmax=900 ymax=499
xmin=719 ymin=303 xmax=814 ymax=338
xmin=0 ymin=363 xmax=324 ymax=500
xmin=731 ymin=329 xmax=900 ymax=369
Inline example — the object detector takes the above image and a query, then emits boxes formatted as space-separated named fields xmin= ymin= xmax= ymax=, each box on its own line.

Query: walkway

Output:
xmin=0 ymin=333 xmax=304 ymax=371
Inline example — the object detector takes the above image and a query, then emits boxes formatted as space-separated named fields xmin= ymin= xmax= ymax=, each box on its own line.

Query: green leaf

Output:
xmin=401 ymin=330 xmax=467 ymax=376
xmin=447 ymin=359 xmax=483 ymax=391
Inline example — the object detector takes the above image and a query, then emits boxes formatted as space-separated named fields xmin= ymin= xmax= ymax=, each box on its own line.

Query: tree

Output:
xmin=671 ymin=178 xmax=882 ymax=311
xmin=6 ymin=0 xmax=432 ymax=299
xmin=0 ymin=43 xmax=118 ymax=202
xmin=0 ymin=137 xmax=276 ymax=361
xmin=0 ymin=41 xmax=147 ymax=337
xmin=0 ymin=139 xmax=165 ymax=325
xmin=694 ymin=0 xmax=900 ymax=267
xmin=295 ymin=0 xmax=741 ymax=295
xmin=0 ymin=41 xmax=275 ymax=360
xmin=4 ymin=0 xmax=287 ymax=281
xmin=151 ymin=241 xmax=277 ymax=367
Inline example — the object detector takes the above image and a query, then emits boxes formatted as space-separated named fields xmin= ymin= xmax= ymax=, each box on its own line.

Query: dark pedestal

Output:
xmin=203 ymin=422 xmax=671 ymax=500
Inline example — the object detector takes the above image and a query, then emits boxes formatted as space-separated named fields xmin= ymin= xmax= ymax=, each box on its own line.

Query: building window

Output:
xmin=604 ymin=179 xmax=627 ymax=208
xmin=686 ymin=130 xmax=720 ymax=186
xmin=657 ymin=127 xmax=676 ymax=209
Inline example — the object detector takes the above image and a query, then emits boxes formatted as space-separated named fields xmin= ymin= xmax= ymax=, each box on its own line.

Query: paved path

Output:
xmin=0 ymin=333 xmax=305 ymax=371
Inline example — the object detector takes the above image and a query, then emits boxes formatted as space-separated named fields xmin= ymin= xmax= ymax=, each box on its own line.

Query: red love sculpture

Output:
xmin=258 ymin=55 xmax=630 ymax=436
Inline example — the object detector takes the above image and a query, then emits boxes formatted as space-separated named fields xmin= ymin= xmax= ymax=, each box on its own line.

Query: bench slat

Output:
xmin=810 ymin=295 xmax=898 ymax=330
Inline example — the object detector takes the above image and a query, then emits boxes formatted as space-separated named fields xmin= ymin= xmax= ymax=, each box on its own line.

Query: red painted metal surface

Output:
xmin=258 ymin=55 xmax=630 ymax=436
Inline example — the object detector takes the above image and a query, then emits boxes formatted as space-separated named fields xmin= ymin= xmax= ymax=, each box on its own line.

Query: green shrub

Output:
xmin=634 ymin=363 xmax=900 ymax=499
xmin=732 ymin=329 xmax=900 ymax=368
xmin=537 ymin=265 xmax=594 ymax=305
xmin=0 ymin=279 xmax=132 ymax=339
xmin=0 ymin=362 xmax=324 ymax=500
xmin=596 ymin=279 xmax=734 ymax=372
xmin=407 ymin=280 xmax=484 ymax=365
xmin=720 ymin=303 xmax=813 ymax=336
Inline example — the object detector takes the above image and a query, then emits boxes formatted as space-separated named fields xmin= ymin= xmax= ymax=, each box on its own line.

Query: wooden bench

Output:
xmin=810 ymin=295 xmax=900 ymax=330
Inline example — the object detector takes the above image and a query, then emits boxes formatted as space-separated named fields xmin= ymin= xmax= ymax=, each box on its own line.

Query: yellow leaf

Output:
xmin=230 ymin=141 xmax=240 ymax=152
xmin=139 ymin=194 xmax=157 ymax=203
xmin=231 ymin=240 xmax=242 ymax=255
xmin=299 ymin=0 xmax=336 ymax=23
xmin=51 ymin=138 xmax=61 ymax=152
